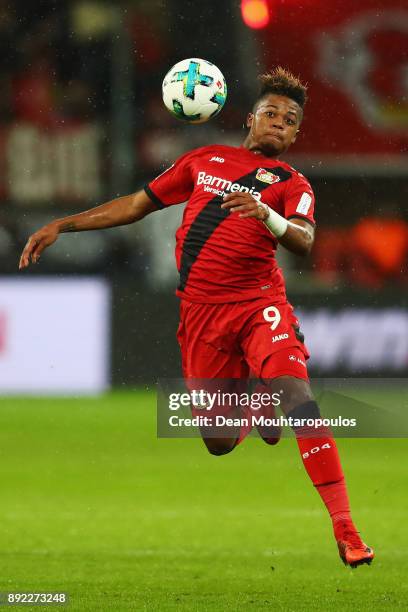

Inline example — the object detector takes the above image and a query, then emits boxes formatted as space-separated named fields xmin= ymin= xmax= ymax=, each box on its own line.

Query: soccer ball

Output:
xmin=162 ymin=58 xmax=227 ymax=124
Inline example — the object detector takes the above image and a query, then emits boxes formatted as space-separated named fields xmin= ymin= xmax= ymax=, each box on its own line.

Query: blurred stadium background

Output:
xmin=0 ymin=0 xmax=407 ymax=392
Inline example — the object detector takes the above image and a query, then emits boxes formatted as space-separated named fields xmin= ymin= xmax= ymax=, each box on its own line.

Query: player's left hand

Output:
xmin=221 ymin=193 xmax=268 ymax=220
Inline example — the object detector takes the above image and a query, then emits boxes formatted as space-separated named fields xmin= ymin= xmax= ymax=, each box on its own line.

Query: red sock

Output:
xmin=295 ymin=429 xmax=355 ymax=538
xmin=315 ymin=479 xmax=356 ymax=540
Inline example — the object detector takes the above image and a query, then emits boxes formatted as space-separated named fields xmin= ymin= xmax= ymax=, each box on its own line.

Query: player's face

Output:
xmin=246 ymin=94 xmax=301 ymax=156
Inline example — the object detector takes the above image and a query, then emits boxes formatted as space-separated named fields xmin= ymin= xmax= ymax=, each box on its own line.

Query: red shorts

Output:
xmin=177 ymin=297 xmax=309 ymax=382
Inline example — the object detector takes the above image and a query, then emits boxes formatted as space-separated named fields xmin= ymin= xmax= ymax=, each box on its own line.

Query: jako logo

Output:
xmin=272 ymin=333 xmax=289 ymax=343
xmin=197 ymin=172 xmax=261 ymax=199
xmin=210 ymin=156 xmax=224 ymax=163
xmin=289 ymin=354 xmax=306 ymax=367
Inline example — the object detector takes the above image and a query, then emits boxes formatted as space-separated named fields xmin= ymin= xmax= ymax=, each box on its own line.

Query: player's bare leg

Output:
xmin=200 ymin=403 xmax=253 ymax=455
xmin=201 ymin=436 xmax=239 ymax=456
xmin=198 ymin=384 xmax=277 ymax=454
xmin=250 ymin=382 xmax=282 ymax=445
xmin=264 ymin=372 xmax=374 ymax=568
xmin=188 ymin=377 xmax=253 ymax=456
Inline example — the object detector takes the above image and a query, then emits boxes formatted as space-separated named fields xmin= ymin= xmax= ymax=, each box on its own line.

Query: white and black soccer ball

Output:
xmin=162 ymin=58 xmax=227 ymax=124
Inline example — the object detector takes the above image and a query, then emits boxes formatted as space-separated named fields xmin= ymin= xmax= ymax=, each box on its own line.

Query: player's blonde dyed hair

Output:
xmin=255 ymin=67 xmax=308 ymax=113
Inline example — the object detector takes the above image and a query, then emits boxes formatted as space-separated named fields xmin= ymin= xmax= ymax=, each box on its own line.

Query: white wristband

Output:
xmin=258 ymin=202 xmax=288 ymax=238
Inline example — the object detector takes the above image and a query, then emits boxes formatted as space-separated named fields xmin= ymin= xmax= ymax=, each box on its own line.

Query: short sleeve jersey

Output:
xmin=145 ymin=144 xmax=315 ymax=303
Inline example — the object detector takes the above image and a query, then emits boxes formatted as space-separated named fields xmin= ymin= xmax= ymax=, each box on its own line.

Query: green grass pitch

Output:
xmin=0 ymin=390 xmax=407 ymax=611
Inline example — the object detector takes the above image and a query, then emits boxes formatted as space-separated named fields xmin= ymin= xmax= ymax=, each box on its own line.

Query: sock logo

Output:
xmin=302 ymin=442 xmax=331 ymax=460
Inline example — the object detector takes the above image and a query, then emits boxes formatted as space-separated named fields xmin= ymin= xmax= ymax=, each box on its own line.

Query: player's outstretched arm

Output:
xmin=221 ymin=192 xmax=314 ymax=256
xmin=19 ymin=189 xmax=157 ymax=269
xmin=275 ymin=218 xmax=314 ymax=255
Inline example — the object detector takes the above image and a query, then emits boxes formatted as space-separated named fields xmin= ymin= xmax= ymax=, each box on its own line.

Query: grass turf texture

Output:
xmin=0 ymin=391 xmax=407 ymax=611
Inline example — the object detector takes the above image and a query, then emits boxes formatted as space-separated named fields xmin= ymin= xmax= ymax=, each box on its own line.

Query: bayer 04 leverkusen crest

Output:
xmin=256 ymin=168 xmax=281 ymax=185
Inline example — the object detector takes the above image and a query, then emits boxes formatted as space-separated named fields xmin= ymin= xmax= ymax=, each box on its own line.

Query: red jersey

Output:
xmin=145 ymin=144 xmax=315 ymax=303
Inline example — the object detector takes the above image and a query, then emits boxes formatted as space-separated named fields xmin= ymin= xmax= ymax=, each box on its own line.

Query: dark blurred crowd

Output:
xmin=0 ymin=0 xmax=242 ymax=155
xmin=314 ymin=214 xmax=408 ymax=289
xmin=0 ymin=0 xmax=171 ymax=126
xmin=1 ymin=0 xmax=102 ymax=125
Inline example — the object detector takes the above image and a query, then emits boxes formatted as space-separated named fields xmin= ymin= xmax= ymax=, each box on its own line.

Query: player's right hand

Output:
xmin=19 ymin=223 xmax=59 ymax=269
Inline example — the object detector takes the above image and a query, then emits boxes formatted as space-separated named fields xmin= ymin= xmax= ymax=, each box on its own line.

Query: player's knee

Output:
xmin=263 ymin=374 xmax=314 ymax=414
xmin=286 ymin=400 xmax=332 ymax=437
xmin=287 ymin=400 xmax=321 ymax=422
xmin=203 ymin=438 xmax=237 ymax=456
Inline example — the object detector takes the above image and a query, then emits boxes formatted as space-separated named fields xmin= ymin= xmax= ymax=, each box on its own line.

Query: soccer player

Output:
xmin=19 ymin=67 xmax=374 ymax=568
